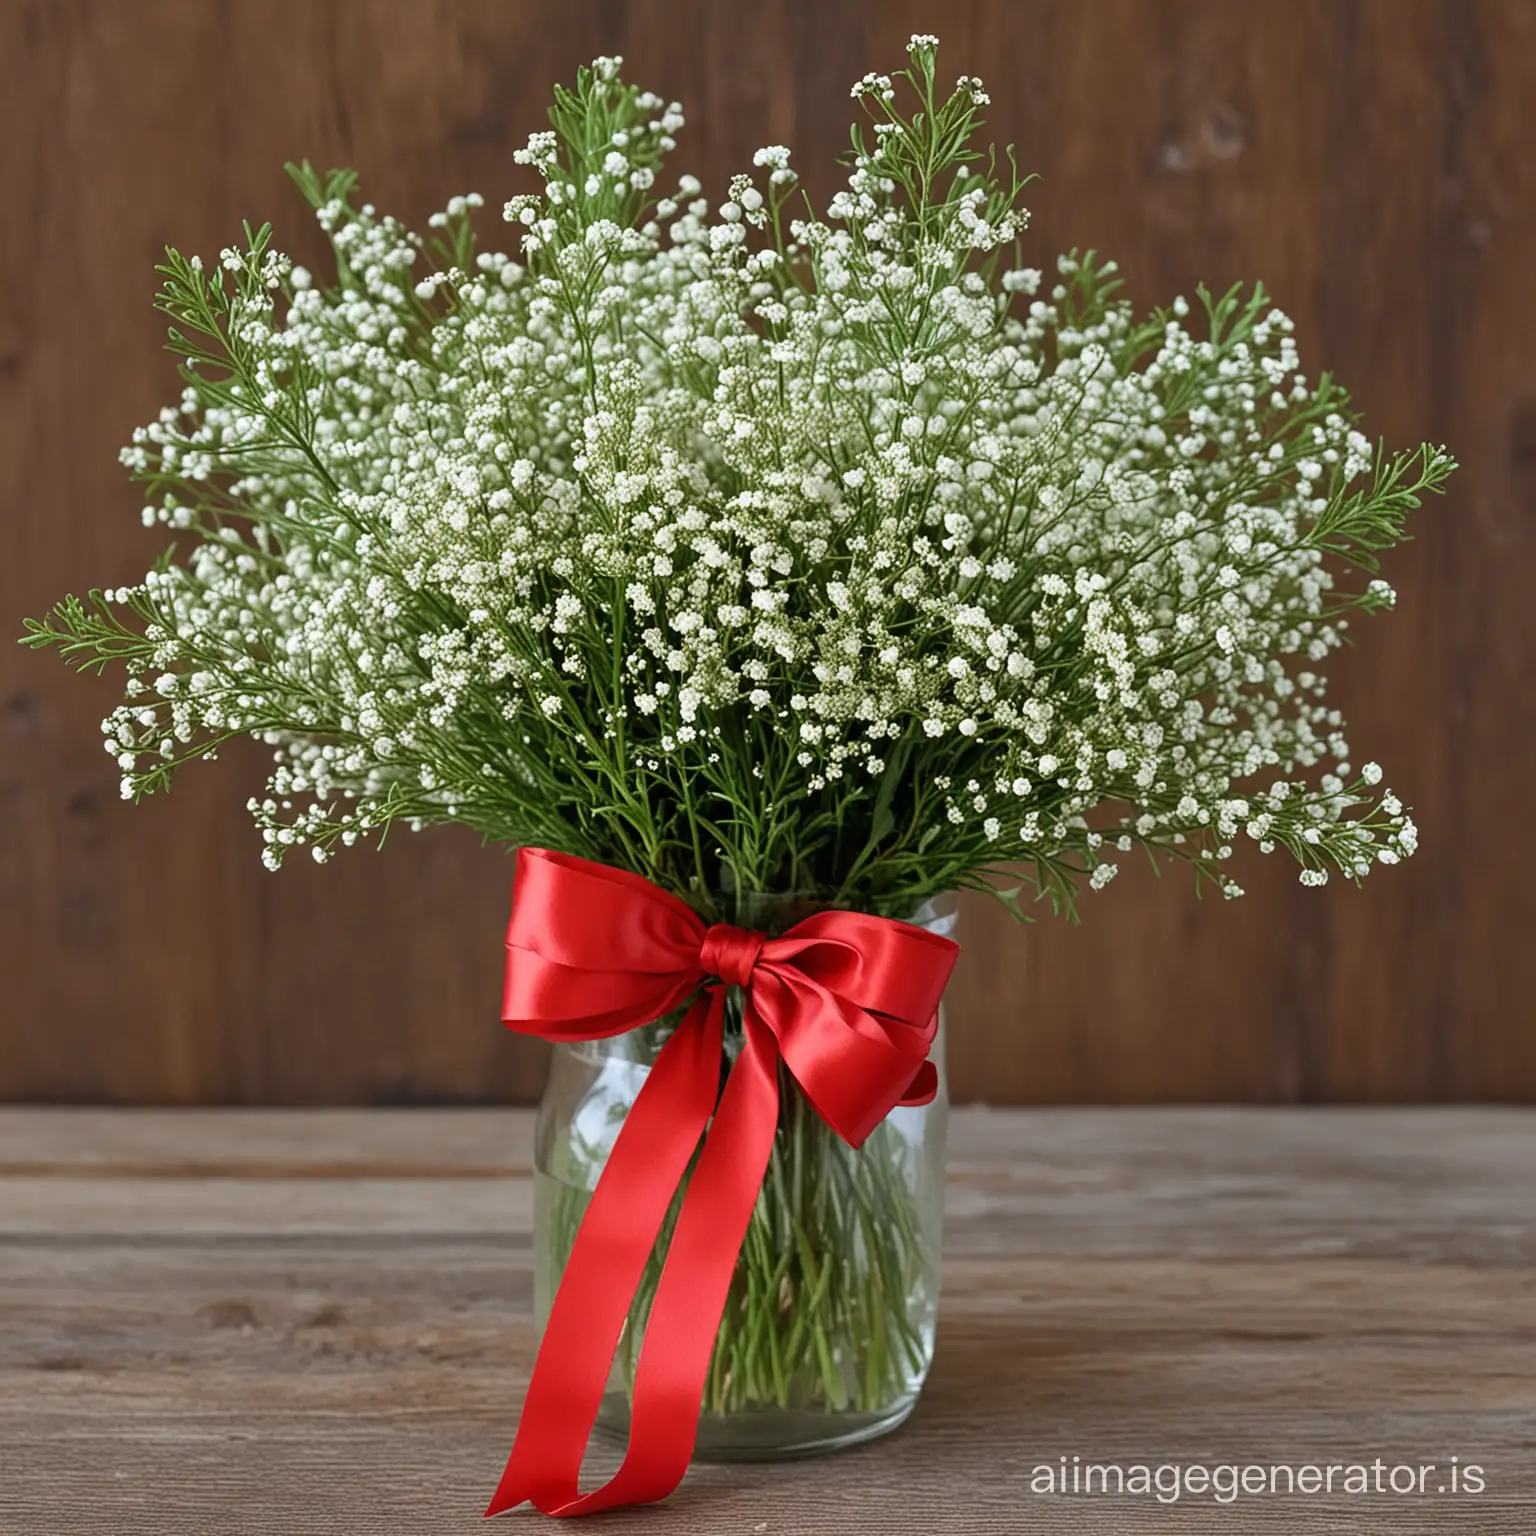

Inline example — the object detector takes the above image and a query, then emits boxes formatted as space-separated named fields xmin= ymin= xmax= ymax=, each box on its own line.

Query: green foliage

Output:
xmin=21 ymin=37 xmax=1449 ymax=913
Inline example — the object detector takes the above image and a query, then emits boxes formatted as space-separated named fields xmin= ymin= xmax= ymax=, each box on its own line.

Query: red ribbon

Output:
xmin=485 ymin=848 xmax=959 ymax=1518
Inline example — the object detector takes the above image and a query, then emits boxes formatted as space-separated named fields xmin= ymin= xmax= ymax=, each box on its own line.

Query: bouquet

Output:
xmin=24 ymin=35 xmax=1451 ymax=1516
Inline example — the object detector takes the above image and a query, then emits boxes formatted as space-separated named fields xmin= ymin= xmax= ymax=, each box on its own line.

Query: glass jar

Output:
xmin=532 ymin=900 xmax=953 ymax=1462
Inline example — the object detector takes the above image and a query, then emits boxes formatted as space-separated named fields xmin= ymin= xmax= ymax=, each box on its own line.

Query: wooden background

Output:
xmin=3 ymin=0 xmax=1533 ymax=1106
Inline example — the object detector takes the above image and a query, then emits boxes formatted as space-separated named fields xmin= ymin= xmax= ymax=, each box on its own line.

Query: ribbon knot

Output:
xmin=699 ymin=922 xmax=765 ymax=988
xmin=487 ymin=848 xmax=959 ymax=1519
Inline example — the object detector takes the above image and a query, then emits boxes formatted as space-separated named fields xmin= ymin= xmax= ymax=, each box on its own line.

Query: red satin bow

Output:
xmin=485 ymin=848 xmax=959 ymax=1518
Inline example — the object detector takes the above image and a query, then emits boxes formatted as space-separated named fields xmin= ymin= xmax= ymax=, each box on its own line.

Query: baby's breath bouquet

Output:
xmin=26 ymin=36 xmax=1448 ymax=1464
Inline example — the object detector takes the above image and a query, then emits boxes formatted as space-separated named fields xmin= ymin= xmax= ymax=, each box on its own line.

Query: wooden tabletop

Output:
xmin=1 ymin=1109 xmax=1532 ymax=1534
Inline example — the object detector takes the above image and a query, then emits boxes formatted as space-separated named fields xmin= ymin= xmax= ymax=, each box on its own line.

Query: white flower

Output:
xmin=45 ymin=40 xmax=1434 ymax=905
xmin=1089 ymin=862 xmax=1118 ymax=890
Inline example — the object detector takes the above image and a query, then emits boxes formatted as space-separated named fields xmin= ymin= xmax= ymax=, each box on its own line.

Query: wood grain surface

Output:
xmin=4 ymin=1 xmax=1535 ymax=1105
xmin=1 ymin=1107 xmax=1533 ymax=1533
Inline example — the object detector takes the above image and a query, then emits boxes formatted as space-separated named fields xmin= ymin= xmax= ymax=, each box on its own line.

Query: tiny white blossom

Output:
xmin=30 ymin=37 xmax=1436 ymax=909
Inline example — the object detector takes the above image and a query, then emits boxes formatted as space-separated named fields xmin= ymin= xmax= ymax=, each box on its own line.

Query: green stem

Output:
xmin=542 ymin=1067 xmax=939 ymax=1425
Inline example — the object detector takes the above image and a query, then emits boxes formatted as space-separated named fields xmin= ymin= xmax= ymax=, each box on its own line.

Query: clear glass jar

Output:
xmin=532 ymin=901 xmax=953 ymax=1462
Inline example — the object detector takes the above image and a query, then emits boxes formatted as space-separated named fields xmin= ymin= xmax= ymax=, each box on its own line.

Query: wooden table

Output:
xmin=1 ymin=1109 xmax=1532 ymax=1533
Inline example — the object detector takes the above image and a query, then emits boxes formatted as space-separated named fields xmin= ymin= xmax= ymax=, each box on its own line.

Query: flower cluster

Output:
xmin=26 ymin=38 xmax=1450 ymax=918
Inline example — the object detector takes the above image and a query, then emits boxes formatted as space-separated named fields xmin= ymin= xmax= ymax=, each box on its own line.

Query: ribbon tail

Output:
xmin=560 ymin=1010 xmax=783 ymax=1513
xmin=484 ymin=995 xmax=723 ymax=1518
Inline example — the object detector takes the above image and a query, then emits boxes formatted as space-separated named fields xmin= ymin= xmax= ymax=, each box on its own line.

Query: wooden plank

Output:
xmin=1 ymin=1108 xmax=1533 ymax=1532
xmin=0 ymin=1107 xmax=531 ymax=1175
xmin=3 ymin=0 xmax=1535 ymax=1106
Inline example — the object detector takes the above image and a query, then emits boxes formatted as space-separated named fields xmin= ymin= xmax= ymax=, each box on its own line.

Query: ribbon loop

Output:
xmin=487 ymin=848 xmax=960 ymax=1519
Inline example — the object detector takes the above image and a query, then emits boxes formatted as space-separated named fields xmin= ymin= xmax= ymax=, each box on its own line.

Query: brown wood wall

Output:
xmin=3 ymin=0 xmax=1534 ymax=1106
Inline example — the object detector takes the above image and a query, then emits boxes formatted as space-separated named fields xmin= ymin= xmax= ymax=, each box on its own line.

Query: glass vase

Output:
xmin=532 ymin=900 xmax=953 ymax=1462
